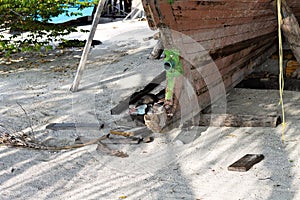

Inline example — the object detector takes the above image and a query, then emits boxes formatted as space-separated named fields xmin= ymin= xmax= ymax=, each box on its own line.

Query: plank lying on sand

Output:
xmin=46 ymin=123 xmax=104 ymax=130
xmin=228 ymin=154 xmax=265 ymax=172
xmin=199 ymin=114 xmax=281 ymax=128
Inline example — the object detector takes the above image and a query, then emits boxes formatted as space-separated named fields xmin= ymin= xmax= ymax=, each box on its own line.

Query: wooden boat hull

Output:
xmin=141 ymin=0 xmax=300 ymax=131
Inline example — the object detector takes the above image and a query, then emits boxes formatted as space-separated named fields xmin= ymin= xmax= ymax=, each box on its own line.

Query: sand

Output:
xmin=1 ymin=19 xmax=300 ymax=200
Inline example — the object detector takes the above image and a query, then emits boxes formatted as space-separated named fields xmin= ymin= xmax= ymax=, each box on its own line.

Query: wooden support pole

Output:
xmin=271 ymin=0 xmax=300 ymax=64
xmin=70 ymin=0 xmax=106 ymax=92
xmin=280 ymin=0 xmax=300 ymax=63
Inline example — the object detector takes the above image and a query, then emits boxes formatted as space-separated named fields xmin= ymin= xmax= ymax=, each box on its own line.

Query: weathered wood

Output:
xmin=172 ymin=1 xmax=272 ymax=11
xmin=277 ymin=0 xmax=300 ymax=62
xmin=210 ymin=32 xmax=277 ymax=60
xmin=141 ymin=0 xmax=280 ymax=131
xmin=46 ymin=123 xmax=104 ymax=130
xmin=149 ymin=39 xmax=164 ymax=59
xmin=228 ymin=154 xmax=265 ymax=172
xmin=105 ymin=137 xmax=142 ymax=144
xmin=199 ymin=114 xmax=281 ymax=128
xmin=109 ymin=126 xmax=152 ymax=137
xmin=191 ymin=41 xmax=276 ymax=101
xmin=70 ymin=0 xmax=106 ymax=92
xmin=110 ymin=71 xmax=165 ymax=115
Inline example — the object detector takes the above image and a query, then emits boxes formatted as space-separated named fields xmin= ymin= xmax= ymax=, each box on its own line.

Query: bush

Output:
xmin=0 ymin=0 xmax=97 ymax=57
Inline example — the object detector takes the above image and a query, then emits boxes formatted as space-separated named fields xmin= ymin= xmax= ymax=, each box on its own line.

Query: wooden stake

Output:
xmin=70 ymin=0 xmax=106 ymax=92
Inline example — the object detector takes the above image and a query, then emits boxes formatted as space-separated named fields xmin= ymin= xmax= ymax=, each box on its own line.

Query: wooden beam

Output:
xmin=199 ymin=114 xmax=281 ymax=128
xmin=70 ymin=0 xmax=106 ymax=92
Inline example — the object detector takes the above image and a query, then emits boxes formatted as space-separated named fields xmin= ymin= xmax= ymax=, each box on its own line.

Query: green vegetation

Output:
xmin=0 ymin=0 xmax=97 ymax=57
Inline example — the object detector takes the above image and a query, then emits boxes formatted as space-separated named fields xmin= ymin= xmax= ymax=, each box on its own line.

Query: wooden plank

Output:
xmin=228 ymin=154 xmax=265 ymax=172
xmin=199 ymin=114 xmax=281 ymax=127
xmin=191 ymin=43 xmax=277 ymax=110
xmin=182 ymin=20 xmax=277 ymax=43
xmin=46 ymin=123 xmax=104 ymax=130
xmin=181 ymin=25 xmax=276 ymax=51
xmin=175 ymin=15 xmax=275 ymax=31
xmin=221 ymin=43 xmax=277 ymax=92
xmin=110 ymin=71 xmax=165 ymax=115
xmin=190 ymin=40 xmax=275 ymax=96
xmin=104 ymin=137 xmax=142 ymax=144
xmin=210 ymin=32 xmax=277 ymax=60
xmin=173 ymin=8 xmax=274 ymax=20
xmin=109 ymin=126 xmax=152 ymax=137
xmin=172 ymin=1 xmax=272 ymax=11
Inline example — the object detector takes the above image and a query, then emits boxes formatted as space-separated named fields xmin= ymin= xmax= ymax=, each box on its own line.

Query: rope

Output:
xmin=277 ymin=0 xmax=286 ymax=141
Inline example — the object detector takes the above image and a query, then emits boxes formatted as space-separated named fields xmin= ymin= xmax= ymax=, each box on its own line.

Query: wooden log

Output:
xmin=228 ymin=154 xmax=265 ymax=172
xmin=199 ymin=114 xmax=281 ymax=128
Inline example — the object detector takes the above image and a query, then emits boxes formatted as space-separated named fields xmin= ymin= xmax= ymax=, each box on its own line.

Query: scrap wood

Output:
xmin=46 ymin=123 xmax=104 ymax=131
xmin=110 ymin=126 xmax=154 ymax=143
xmin=110 ymin=126 xmax=151 ymax=136
xmin=105 ymin=135 xmax=142 ymax=144
xmin=110 ymin=130 xmax=135 ymax=137
xmin=109 ymin=131 xmax=153 ymax=143
xmin=199 ymin=114 xmax=281 ymax=128
xmin=228 ymin=154 xmax=264 ymax=172
xmin=110 ymin=71 xmax=166 ymax=115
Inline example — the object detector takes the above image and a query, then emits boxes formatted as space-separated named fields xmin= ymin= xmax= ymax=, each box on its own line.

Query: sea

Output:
xmin=49 ymin=6 xmax=94 ymax=24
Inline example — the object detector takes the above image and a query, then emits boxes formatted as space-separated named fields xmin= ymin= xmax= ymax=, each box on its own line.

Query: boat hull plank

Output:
xmin=141 ymin=0 xmax=298 ymax=129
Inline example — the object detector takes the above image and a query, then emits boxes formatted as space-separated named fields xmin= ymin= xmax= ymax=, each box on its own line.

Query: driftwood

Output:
xmin=199 ymin=114 xmax=281 ymax=128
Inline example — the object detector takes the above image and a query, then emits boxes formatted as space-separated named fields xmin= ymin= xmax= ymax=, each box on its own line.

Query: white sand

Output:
xmin=1 ymin=19 xmax=300 ymax=200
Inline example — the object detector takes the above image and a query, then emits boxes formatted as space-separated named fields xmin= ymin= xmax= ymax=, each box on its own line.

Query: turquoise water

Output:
xmin=49 ymin=6 xmax=94 ymax=23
